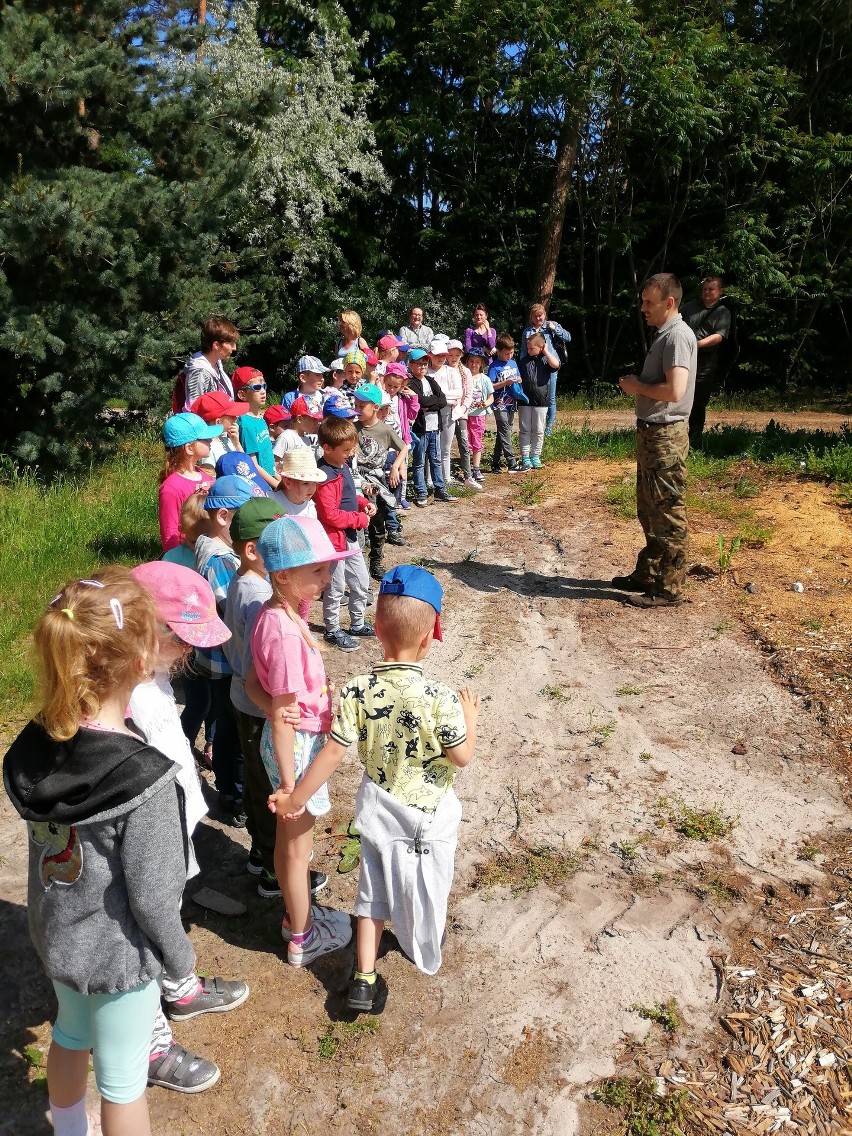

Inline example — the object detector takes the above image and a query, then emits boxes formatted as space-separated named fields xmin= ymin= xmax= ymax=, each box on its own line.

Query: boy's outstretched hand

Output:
xmin=459 ymin=686 xmax=480 ymax=722
xmin=268 ymin=789 xmax=305 ymax=820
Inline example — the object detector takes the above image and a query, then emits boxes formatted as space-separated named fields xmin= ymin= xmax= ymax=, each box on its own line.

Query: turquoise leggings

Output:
xmin=52 ymin=979 xmax=160 ymax=1104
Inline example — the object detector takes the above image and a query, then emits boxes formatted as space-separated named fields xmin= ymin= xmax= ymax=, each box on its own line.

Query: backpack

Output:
xmin=553 ymin=335 xmax=569 ymax=367
xmin=171 ymin=368 xmax=188 ymax=414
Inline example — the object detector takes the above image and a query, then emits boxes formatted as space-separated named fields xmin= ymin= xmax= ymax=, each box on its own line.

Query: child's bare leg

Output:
xmin=101 ymin=1096 xmax=151 ymax=1136
xmin=47 ymin=1042 xmax=90 ymax=1109
xmin=356 ymin=916 xmax=384 ymax=974
xmin=275 ymin=811 xmax=314 ymax=934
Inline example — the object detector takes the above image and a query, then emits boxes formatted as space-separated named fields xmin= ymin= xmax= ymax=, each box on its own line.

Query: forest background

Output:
xmin=0 ymin=0 xmax=849 ymax=468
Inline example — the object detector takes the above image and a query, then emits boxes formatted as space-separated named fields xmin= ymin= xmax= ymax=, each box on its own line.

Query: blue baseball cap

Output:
xmin=352 ymin=382 xmax=383 ymax=406
xmin=323 ymin=395 xmax=358 ymax=419
xmin=203 ymin=474 xmax=254 ymax=511
xmin=379 ymin=564 xmax=443 ymax=641
xmin=256 ymin=516 xmax=359 ymax=573
xmin=407 ymin=348 xmax=428 ymax=362
xmin=163 ymin=412 xmax=222 ymax=448
xmin=215 ymin=452 xmax=270 ymax=497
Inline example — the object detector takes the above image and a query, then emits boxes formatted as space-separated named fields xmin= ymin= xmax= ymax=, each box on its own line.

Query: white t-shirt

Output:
xmin=273 ymin=431 xmax=310 ymax=460
xmin=271 ymin=492 xmax=317 ymax=519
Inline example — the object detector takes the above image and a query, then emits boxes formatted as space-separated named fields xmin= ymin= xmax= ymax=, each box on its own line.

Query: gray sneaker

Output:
xmin=281 ymin=903 xmax=350 ymax=943
xmin=165 ymin=976 xmax=249 ymax=1021
xmin=287 ymin=912 xmax=353 ymax=966
xmin=148 ymin=1043 xmax=221 ymax=1094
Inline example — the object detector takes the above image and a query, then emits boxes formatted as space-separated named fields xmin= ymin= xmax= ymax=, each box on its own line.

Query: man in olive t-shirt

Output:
xmin=681 ymin=275 xmax=732 ymax=448
xmin=613 ymin=272 xmax=697 ymax=608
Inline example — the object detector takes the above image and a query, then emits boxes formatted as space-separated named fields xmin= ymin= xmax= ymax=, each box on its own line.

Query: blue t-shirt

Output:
xmin=488 ymin=359 xmax=520 ymax=411
xmin=239 ymin=414 xmax=275 ymax=477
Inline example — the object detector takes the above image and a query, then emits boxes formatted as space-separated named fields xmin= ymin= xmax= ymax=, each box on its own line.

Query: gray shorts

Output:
xmin=354 ymin=774 xmax=461 ymax=976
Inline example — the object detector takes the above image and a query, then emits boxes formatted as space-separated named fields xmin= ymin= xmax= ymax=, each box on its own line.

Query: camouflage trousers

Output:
xmin=633 ymin=420 xmax=689 ymax=599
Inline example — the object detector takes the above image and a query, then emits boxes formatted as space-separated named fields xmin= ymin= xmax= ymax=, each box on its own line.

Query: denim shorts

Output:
xmin=52 ymin=978 xmax=161 ymax=1104
xmin=260 ymin=724 xmax=331 ymax=817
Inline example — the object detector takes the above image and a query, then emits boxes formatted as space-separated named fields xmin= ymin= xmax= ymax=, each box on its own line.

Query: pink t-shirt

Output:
xmin=251 ymin=605 xmax=332 ymax=733
xmin=158 ymin=469 xmax=213 ymax=551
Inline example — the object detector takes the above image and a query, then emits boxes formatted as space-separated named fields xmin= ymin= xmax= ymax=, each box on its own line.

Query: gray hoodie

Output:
xmin=3 ymin=721 xmax=195 ymax=995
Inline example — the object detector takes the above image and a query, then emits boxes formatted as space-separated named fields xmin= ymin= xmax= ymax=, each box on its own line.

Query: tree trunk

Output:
xmin=531 ymin=113 xmax=580 ymax=309
xmin=198 ymin=0 xmax=207 ymax=22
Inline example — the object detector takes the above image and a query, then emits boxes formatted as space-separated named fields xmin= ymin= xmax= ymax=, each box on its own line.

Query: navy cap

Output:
xmin=215 ymin=452 xmax=271 ymax=497
xmin=203 ymin=474 xmax=254 ymax=511
xmin=379 ymin=564 xmax=443 ymax=641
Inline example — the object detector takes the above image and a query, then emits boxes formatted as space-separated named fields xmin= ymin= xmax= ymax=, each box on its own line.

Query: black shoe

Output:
xmin=257 ymin=869 xmax=281 ymax=899
xmin=433 ymin=491 xmax=457 ymax=503
xmin=347 ymin=976 xmax=377 ymax=1013
xmin=369 ymin=560 xmax=385 ymax=581
xmin=324 ymin=628 xmax=361 ymax=651
xmin=611 ymin=574 xmax=652 ymax=593
xmin=507 ymin=462 xmax=524 ymax=473
xmin=386 ymin=532 xmax=405 ymax=546
xmin=349 ymin=623 xmax=376 ymax=637
xmin=310 ymin=870 xmax=329 ymax=895
xmin=246 ymin=847 xmax=263 ymax=876
xmin=627 ymin=591 xmax=685 ymax=608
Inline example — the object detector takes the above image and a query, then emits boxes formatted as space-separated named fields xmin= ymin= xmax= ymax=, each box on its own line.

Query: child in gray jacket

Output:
xmin=3 ymin=568 xmax=242 ymax=1131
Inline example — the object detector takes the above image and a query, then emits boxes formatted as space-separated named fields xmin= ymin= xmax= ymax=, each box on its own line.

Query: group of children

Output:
xmin=1 ymin=306 xmax=566 ymax=1132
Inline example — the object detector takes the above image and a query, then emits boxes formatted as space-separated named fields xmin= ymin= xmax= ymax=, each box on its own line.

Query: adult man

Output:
xmin=399 ymin=306 xmax=434 ymax=350
xmin=681 ymin=276 xmax=732 ymax=449
xmin=613 ymin=273 xmax=697 ymax=608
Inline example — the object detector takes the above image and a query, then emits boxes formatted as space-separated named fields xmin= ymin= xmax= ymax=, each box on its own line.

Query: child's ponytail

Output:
xmin=160 ymin=444 xmax=194 ymax=484
xmin=33 ymin=567 xmax=159 ymax=741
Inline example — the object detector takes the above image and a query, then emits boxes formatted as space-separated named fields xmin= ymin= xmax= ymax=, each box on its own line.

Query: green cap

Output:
xmin=231 ymin=497 xmax=284 ymax=542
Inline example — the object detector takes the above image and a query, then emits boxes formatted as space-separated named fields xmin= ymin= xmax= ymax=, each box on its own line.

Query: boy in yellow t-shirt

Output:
xmin=268 ymin=565 xmax=479 ymax=1011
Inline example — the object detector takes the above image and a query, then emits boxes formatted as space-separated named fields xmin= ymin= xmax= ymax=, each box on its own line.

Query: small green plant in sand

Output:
xmin=514 ymin=475 xmax=549 ymax=506
xmin=655 ymin=796 xmax=735 ymax=842
xmin=317 ymin=1018 xmax=379 ymax=1060
xmin=465 ymin=661 xmax=484 ymax=679
xmin=540 ymin=684 xmax=569 ymax=702
xmin=616 ymin=683 xmax=642 ymax=696
xmin=717 ymin=533 xmax=742 ymax=575
xmin=631 ymin=998 xmax=682 ymax=1034
xmin=614 ymin=835 xmax=650 ymax=863
xmin=638 ymin=751 xmax=653 ymax=763
xmin=592 ymin=1075 xmax=689 ymax=1136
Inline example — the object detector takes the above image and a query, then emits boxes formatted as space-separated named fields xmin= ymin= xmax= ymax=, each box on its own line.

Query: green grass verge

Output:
xmin=0 ymin=432 xmax=163 ymax=725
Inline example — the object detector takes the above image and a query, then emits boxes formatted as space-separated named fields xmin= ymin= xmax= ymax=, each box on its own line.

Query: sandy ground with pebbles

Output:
xmin=1 ymin=461 xmax=849 ymax=1135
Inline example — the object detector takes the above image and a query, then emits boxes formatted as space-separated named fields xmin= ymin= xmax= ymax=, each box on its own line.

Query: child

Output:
xmin=234 ymin=366 xmax=279 ymax=490
xmin=337 ymin=310 xmax=370 ymax=356
xmin=487 ymin=334 xmax=522 ymax=473
xmin=427 ymin=340 xmax=468 ymax=489
xmin=518 ymin=332 xmax=560 ymax=469
xmin=129 ymin=561 xmax=249 ymax=1093
xmin=4 ymin=570 xmax=210 ymax=1127
xmin=187 ymin=476 xmax=253 ymax=827
xmin=264 ymin=402 xmax=292 ymax=451
xmin=215 ymin=450 xmax=271 ymax=497
xmin=382 ymin=362 xmax=420 ymax=509
xmin=314 ymin=415 xmax=376 ymax=651
xmin=190 ymin=390 xmax=247 ymax=472
xmin=287 ymin=395 xmax=324 ymax=449
xmin=158 ymin=412 xmax=221 ymax=551
xmin=445 ymin=340 xmax=480 ymax=490
xmin=283 ymin=356 xmax=328 ymax=414
xmin=362 ymin=348 xmax=380 ymax=386
xmin=341 ymin=348 xmax=368 ymax=397
xmin=464 ymin=348 xmax=494 ymax=481
xmin=353 ymin=382 xmax=409 ymax=580
xmin=273 ymin=447 xmax=326 ymax=518
xmin=183 ymin=315 xmax=239 ymax=408
xmin=269 ymin=565 xmax=479 ymax=1010
xmin=405 ymin=348 xmax=453 ymax=506
xmin=251 ymin=517 xmax=356 ymax=964
xmin=266 ymin=403 xmax=309 ymax=471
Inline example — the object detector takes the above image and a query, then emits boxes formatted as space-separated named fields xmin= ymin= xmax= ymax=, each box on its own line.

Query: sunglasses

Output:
xmin=245 ymin=382 xmax=267 ymax=391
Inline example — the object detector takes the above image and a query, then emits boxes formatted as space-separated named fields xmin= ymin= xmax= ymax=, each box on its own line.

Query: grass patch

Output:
xmin=592 ymin=1075 xmax=690 ymax=1136
xmin=317 ymin=1016 xmax=379 ymax=1060
xmin=472 ymin=842 xmax=585 ymax=895
xmin=614 ymin=835 xmax=650 ymax=863
xmin=639 ymin=751 xmax=653 ymax=763
xmin=655 ymin=796 xmax=736 ymax=842
xmin=616 ymin=683 xmax=642 ymax=696
xmin=631 ymin=998 xmax=682 ymax=1034
xmin=604 ymin=478 xmax=636 ymax=519
xmin=514 ymin=475 xmax=550 ymax=506
xmin=0 ymin=433 xmax=163 ymax=725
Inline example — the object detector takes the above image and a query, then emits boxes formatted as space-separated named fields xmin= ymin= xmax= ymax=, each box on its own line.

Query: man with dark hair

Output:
xmin=613 ymin=273 xmax=697 ymax=608
xmin=681 ymin=276 xmax=732 ymax=448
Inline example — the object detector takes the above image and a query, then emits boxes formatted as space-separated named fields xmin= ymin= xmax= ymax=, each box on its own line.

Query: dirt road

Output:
xmin=1 ymin=468 xmax=849 ymax=1135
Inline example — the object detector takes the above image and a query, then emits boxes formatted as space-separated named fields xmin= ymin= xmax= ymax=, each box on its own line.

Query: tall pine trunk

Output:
xmin=531 ymin=114 xmax=580 ymax=308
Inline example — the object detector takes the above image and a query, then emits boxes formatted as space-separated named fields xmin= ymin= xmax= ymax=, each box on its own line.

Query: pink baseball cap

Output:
xmin=130 ymin=562 xmax=231 ymax=648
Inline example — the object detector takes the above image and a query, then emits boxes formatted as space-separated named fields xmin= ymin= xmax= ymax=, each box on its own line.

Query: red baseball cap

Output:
xmin=264 ymin=404 xmax=292 ymax=425
xmin=363 ymin=349 xmax=379 ymax=366
xmin=232 ymin=366 xmax=265 ymax=392
xmin=190 ymin=391 xmax=248 ymax=423
xmin=289 ymin=396 xmax=323 ymax=421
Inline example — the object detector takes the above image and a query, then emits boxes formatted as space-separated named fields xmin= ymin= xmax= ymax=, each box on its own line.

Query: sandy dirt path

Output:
xmin=0 ymin=471 xmax=848 ymax=1135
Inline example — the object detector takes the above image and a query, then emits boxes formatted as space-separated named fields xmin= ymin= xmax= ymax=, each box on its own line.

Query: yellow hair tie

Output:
xmin=60 ymin=608 xmax=75 ymax=620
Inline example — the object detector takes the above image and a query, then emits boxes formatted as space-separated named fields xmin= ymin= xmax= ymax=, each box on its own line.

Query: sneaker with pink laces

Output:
xmin=287 ymin=914 xmax=352 ymax=967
